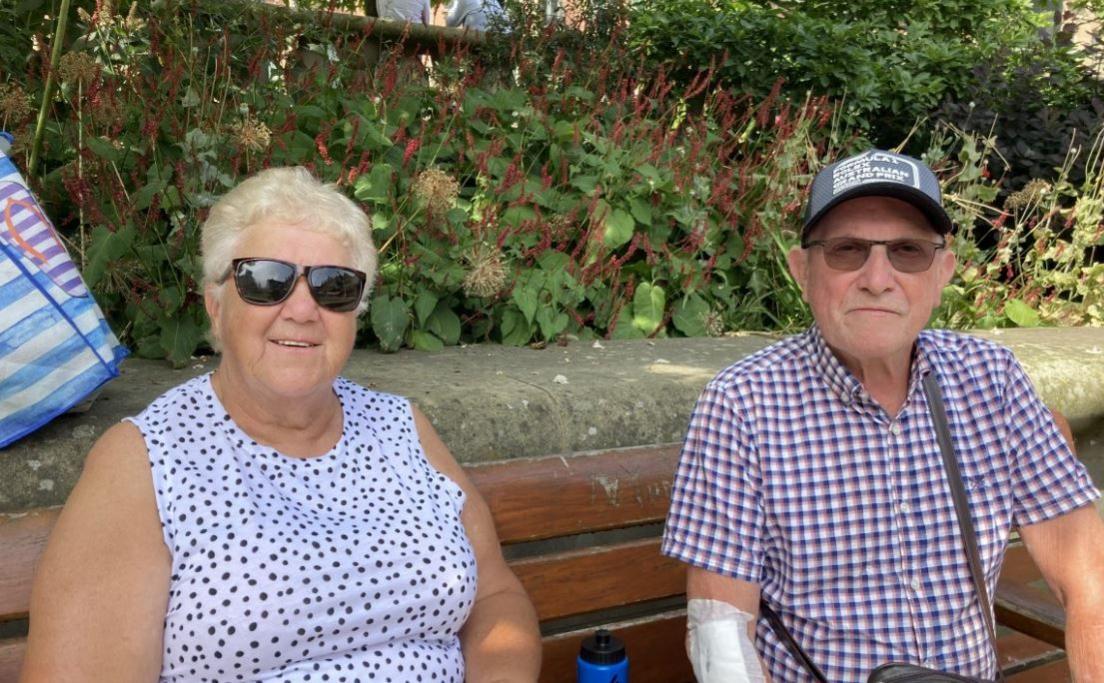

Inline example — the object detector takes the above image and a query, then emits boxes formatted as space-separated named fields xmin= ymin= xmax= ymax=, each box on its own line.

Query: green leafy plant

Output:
xmin=10 ymin=0 xmax=835 ymax=360
xmin=931 ymin=125 xmax=1104 ymax=328
xmin=626 ymin=0 xmax=1056 ymax=147
xmin=11 ymin=0 xmax=1102 ymax=366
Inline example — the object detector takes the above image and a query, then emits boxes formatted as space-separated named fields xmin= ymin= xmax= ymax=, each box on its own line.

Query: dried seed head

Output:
xmin=705 ymin=309 xmax=725 ymax=337
xmin=95 ymin=0 xmax=117 ymax=27
xmin=230 ymin=115 xmax=271 ymax=153
xmin=89 ymin=92 xmax=123 ymax=127
xmin=413 ymin=167 xmax=459 ymax=216
xmin=123 ymin=1 xmax=145 ymax=30
xmin=1005 ymin=178 xmax=1051 ymax=211
xmin=0 ymin=83 xmax=33 ymax=125
xmin=462 ymin=244 xmax=507 ymax=299
xmin=56 ymin=51 xmax=101 ymax=86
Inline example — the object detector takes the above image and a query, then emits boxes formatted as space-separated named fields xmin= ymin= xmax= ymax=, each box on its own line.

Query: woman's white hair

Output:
xmin=201 ymin=166 xmax=377 ymax=315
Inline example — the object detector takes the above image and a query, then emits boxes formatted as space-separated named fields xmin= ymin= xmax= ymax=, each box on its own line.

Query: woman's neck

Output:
xmin=210 ymin=368 xmax=344 ymax=458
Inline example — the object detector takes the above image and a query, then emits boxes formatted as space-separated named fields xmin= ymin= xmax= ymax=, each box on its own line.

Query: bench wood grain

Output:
xmin=0 ymin=446 xmax=1074 ymax=683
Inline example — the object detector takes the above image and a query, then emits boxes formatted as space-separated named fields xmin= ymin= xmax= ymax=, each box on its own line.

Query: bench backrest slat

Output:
xmin=0 ymin=508 xmax=57 ymax=622
xmin=466 ymin=446 xmax=680 ymax=545
xmin=509 ymin=538 xmax=685 ymax=621
xmin=0 ymin=641 xmax=25 ymax=683
xmin=0 ymin=449 xmax=1071 ymax=683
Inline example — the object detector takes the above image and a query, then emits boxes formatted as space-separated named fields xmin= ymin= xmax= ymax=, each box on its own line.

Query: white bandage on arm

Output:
xmin=687 ymin=598 xmax=768 ymax=683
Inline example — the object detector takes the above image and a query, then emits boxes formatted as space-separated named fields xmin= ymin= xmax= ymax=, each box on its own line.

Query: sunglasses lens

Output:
xmin=235 ymin=259 xmax=297 ymax=305
xmin=886 ymin=240 xmax=936 ymax=273
xmin=819 ymin=239 xmax=937 ymax=272
xmin=821 ymin=239 xmax=870 ymax=271
xmin=307 ymin=266 xmax=364 ymax=312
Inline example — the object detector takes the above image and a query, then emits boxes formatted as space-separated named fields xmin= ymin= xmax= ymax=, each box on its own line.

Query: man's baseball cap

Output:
xmin=802 ymin=149 xmax=953 ymax=241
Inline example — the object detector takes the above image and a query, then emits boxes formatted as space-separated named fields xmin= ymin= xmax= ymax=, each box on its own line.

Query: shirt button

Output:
xmin=910 ymin=578 xmax=922 ymax=592
xmin=899 ymin=501 xmax=912 ymax=514
xmin=890 ymin=423 xmax=902 ymax=436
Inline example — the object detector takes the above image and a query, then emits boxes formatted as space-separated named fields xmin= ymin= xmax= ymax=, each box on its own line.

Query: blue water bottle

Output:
xmin=577 ymin=628 xmax=628 ymax=683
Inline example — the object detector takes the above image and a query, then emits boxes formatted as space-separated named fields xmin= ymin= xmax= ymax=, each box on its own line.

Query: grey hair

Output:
xmin=200 ymin=166 xmax=377 ymax=315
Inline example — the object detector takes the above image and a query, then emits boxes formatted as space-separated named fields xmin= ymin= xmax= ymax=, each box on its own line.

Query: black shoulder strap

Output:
xmin=759 ymin=599 xmax=829 ymax=683
xmin=758 ymin=374 xmax=1005 ymax=682
xmin=922 ymin=372 xmax=1004 ymax=681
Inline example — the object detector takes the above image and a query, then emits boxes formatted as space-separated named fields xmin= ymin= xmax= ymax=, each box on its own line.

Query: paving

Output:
xmin=3 ymin=328 xmax=1104 ymax=513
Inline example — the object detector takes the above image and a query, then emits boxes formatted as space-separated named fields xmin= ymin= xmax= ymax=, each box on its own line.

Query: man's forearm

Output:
xmin=1066 ymin=604 xmax=1104 ymax=682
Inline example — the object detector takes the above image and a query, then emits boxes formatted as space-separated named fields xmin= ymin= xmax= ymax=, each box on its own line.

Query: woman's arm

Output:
xmin=413 ymin=407 xmax=542 ymax=683
xmin=20 ymin=422 xmax=171 ymax=683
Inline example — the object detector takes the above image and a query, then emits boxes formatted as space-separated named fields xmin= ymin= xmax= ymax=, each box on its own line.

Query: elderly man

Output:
xmin=662 ymin=149 xmax=1104 ymax=682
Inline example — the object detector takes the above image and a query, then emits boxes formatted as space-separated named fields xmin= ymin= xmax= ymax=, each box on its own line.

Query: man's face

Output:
xmin=787 ymin=196 xmax=956 ymax=373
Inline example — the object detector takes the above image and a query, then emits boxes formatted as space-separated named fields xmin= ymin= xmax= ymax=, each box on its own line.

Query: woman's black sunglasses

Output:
xmin=219 ymin=258 xmax=367 ymax=312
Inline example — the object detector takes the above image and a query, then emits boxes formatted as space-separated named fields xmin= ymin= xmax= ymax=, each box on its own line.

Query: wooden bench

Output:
xmin=0 ymin=445 xmax=1073 ymax=682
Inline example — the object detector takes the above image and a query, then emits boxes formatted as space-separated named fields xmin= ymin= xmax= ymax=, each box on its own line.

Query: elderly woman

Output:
xmin=22 ymin=167 xmax=541 ymax=682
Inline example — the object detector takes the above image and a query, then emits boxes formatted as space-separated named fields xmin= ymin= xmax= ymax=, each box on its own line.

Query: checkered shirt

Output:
xmin=662 ymin=326 xmax=1098 ymax=683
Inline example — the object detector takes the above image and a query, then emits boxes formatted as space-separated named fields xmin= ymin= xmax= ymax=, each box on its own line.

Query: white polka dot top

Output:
xmin=127 ymin=374 xmax=478 ymax=682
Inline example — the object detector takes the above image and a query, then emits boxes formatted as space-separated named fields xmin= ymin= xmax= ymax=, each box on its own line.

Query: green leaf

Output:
xmin=512 ymin=284 xmax=539 ymax=325
xmin=571 ymin=174 xmax=599 ymax=194
xmin=353 ymin=163 xmax=394 ymax=205
xmin=502 ymin=205 xmax=537 ymax=227
xmin=1005 ymin=298 xmax=1040 ymax=327
xmin=672 ymin=294 xmax=710 ymax=336
xmin=414 ymin=290 xmax=438 ymax=326
xmin=180 ymin=86 xmax=200 ymax=108
xmin=83 ymin=224 xmax=135 ymax=287
xmin=370 ymin=294 xmax=410 ymax=352
xmin=632 ymin=282 xmax=666 ymax=335
xmin=411 ymin=329 xmax=444 ymax=351
xmin=536 ymin=250 xmax=570 ymax=272
xmin=160 ymin=312 xmax=201 ymax=368
xmin=134 ymin=334 xmax=163 ymax=360
xmin=85 ymin=136 xmax=122 ymax=163
xmin=629 ymin=196 xmax=653 ymax=225
xmin=159 ymin=286 xmax=183 ymax=313
xmin=426 ymin=304 xmax=462 ymax=345
xmin=371 ymin=212 xmax=392 ymax=232
xmin=603 ymin=208 xmax=635 ymax=249
xmin=610 ymin=307 xmax=644 ymax=340
xmin=536 ymin=307 xmax=569 ymax=340
xmin=500 ymin=307 xmax=533 ymax=346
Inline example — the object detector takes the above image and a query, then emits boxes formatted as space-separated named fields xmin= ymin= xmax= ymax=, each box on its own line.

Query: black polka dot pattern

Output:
xmin=127 ymin=374 xmax=477 ymax=682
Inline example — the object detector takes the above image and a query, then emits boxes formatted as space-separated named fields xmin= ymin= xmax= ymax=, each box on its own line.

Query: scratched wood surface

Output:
xmin=509 ymin=538 xmax=685 ymax=621
xmin=0 ymin=447 xmax=1072 ymax=683
xmin=0 ymin=508 xmax=56 ymax=622
xmin=465 ymin=445 xmax=681 ymax=545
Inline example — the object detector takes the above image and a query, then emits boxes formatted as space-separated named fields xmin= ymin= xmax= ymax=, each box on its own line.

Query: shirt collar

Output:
xmin=804 ymin=325 xmax=935 ymax=408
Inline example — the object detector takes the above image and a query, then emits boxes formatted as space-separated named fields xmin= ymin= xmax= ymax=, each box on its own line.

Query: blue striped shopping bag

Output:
xmin=0 ymin=132 xmax=127 ymax=448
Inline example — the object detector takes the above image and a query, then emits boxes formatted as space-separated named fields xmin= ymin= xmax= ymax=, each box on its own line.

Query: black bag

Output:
xmin=867 ymin=663 xmax=989 ymax=683
xmin=759 ymin=375 xmax=1003 ymax=683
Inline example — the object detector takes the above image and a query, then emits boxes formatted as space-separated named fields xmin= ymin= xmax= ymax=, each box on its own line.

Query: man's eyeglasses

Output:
xmin=219 ymin=258 xmax=367 ymax=312
xmin=802 ymin=237 xmax=946 ymax=273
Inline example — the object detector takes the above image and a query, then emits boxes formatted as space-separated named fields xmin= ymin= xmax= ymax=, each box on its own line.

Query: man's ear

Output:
xmin=936 ymin=237 xmax=957 ymax=289
xmin=786 ymin=245 xmax=809 ymax=301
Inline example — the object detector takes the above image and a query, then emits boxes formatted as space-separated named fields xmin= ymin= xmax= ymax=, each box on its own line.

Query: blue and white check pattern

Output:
xmin=662 ymin=326 xmax=1098 ymax=683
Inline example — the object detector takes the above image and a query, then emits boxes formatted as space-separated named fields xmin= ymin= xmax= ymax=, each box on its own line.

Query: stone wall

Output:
xmin=3 ymin=328 xmax=1104 ymax=513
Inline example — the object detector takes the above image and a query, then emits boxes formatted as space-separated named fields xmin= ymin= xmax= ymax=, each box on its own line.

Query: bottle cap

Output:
xmin=579 ymin=628 xmax=626 ymax=665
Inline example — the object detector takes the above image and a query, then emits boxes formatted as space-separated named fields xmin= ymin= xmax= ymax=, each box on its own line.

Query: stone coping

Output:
xmin=2 ymin=328 xmax=1103 ymax=513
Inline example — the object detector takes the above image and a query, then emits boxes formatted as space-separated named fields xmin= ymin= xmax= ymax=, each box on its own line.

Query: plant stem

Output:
xmin=28 ymin=0 xmax=72 ymax=179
